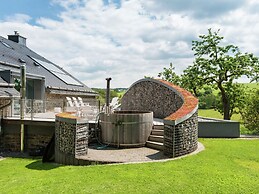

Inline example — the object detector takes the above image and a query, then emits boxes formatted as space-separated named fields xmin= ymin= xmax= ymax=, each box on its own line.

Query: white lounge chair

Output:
xmin=110 ymin=97 xmax=119 ymax=107
xmin=66 ymin=97 xmax=74 ymax=107
xmin=72 ymin=97 xmax=80 ymax=108
xmin=78 ymin=97 xmax=88 ymax=107
xmin=110 ymin=97 xmax=121 ymax=111
xmin=71 ymin=97 xmax=82 ymax=116
xmin=65 ymin=97 xmax=76 ymax=112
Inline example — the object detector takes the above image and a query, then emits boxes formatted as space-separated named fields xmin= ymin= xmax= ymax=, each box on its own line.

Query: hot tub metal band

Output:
xmin=99 ymin=120 xmax=152 ymax=125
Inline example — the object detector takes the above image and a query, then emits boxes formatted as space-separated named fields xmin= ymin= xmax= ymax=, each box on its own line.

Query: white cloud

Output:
xmin=0 ymin=0 xmax=259 ymax=87
xmin=140 ymin=0 xmax=246 ymax=19
xmin=3 ymin=13 xmax=32 ymax=23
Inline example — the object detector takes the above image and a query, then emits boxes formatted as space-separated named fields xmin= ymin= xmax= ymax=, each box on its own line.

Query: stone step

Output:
xmin=146 ymin=141 xmax=163 ymax=151
xmin=153 ymin=125 xmax=164 ymax=130
xmin=151 ymin=129 xmax=164 ymax=136
xmin=149 ymin=135 xmax=164 ymax=143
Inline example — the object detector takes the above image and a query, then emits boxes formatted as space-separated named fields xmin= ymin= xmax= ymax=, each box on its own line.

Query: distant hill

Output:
xmin=92 ymin=88 xmax=127 ymax=91
xmin=92 ymin=88 xmax=127 ymax=105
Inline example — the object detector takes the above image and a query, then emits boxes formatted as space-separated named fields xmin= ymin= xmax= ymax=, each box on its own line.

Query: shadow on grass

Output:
xmin=0 ymin=151 xmax=31 ymax=159
xmin=146 ymin=151 xmax=169 ymax=160
xmin=26 ymin=160 xmax=61 ymax=171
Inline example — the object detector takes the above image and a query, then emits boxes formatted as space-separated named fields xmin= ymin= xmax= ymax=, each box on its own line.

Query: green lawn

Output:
xmin=241 ymin=82 xmax=259 ymax=89
xmin=1 ymin=139 xmax=259 ymax=193
xmin=199 ymin=109 xmax=224 ymax=120
xmin=198 ymin=109 xmax=241 ymax=121
xmin=198 ymin=109 xmax=254 ymax=134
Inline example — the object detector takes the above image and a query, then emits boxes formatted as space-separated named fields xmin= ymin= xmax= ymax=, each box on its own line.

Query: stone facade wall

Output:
xmin=121 ymin=80 xmax=183 ymax=119
xmin=164 ymin=111 xmax=198 ymax=157
xmin=55 ymin=120 xmax=77 ymax=155
xmin=46 ymin=94 xmax=99 ymax=112
xmin=75 ymin=123 xmax=89 ymax=157
xmin=46 ymin=93 xmax=96 ymax=100
xmin=0 ymin=99 xmax=12 ymax=117
xmin=43 ymin=95 xmax=65 ymax=112
xmin=55 ymin=115 xmax=88 ymax=165
xmin=0 ymin=134 xmax=20 ymax=151
xmin=0 ymin=122 xmax=54 ymax=152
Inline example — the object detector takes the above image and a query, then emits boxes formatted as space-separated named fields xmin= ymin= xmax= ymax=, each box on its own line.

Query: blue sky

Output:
xmin=0 ymin=0 xmax=258 ymax=87
xmin=0 ymin=0 xmax=63 ymax=24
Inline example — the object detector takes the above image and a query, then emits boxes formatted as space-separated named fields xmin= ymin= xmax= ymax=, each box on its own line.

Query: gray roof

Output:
xmin=0 ymin=35 xmax=97 ymax=96
xmin=0 ymin=77 xmax=20 ymax=98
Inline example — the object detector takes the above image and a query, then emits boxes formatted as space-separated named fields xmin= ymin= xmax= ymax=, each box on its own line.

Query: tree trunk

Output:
xmin=218 ymin=83 xmax=231 ymax=120
xmin=223 ymin=100 xmax=231 ymax=120
xmin=193 ymin=88 xmax=199 ymax=97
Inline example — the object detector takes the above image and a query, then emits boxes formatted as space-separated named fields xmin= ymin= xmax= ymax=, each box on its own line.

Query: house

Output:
xmin=0 ymin=77 xmax=20 ymax=117
xmin=0 ymin=32 xmax=99 ymax=151
xmin=0 ymin=31 xmax=97 ymax=102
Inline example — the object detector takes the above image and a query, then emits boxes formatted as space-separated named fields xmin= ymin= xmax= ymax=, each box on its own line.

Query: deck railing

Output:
xmin=10 ymin=98 xmax=100 ymax=121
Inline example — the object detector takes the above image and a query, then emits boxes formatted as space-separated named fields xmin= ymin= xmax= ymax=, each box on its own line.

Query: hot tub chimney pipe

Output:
xmin=105 ymin=77 xmax=112 ymax=113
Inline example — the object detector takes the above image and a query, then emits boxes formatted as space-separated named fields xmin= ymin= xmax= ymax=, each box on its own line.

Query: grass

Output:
xmin=1 ymin=139 xmax=259 ymax=193
xmin=198 ymin=109 xmax=252 ymax=134
xmin=198 ymin=82 xmax=259 ymax=135
xmin=241 ymin=82 xmax=259 ymax=89
xmin=198 ymin=109 xmax=241 ymax=121
xmin=199 ymin=109 xmax=223 ymax=120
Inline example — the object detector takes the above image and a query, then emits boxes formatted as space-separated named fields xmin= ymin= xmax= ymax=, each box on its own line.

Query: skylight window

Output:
xmin=1 ymin=41 xmax=12 ymax=49
xmin=31 ymin=57 xmax=83 ymax=86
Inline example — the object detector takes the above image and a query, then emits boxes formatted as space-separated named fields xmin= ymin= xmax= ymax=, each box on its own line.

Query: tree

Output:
xmin=158 ymin=63 xmax=203 ymax=97
xmin=181 ymin=65 xmax=203 ymax=97
xmin=158 ymin=62 xmax=182 ymax=85
xmin=14 ymin=78 xmax=21 ymax=91
xmin=92 ymin=88 xmax=119 ymax=105
xmin=214 ymin=83 xmax=247 ymax=118
xmin=189 ymin=29 xmax=259 ymax=120
xmin=240 ymin=89 xmax=259 ymax=134
xmin=198 ymin=86 xmax=217 ymax=109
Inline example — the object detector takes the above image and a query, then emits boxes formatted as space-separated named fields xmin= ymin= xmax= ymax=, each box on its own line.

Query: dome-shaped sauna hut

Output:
xmin=121 ymin=78 xmax=199 ymax=158
xmin=53 ymin=78 xmax=199 ymax=165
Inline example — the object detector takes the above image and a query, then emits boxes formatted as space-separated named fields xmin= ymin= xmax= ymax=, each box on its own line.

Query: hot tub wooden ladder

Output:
xmin=146 ymin=120 xmax=164 ymax=151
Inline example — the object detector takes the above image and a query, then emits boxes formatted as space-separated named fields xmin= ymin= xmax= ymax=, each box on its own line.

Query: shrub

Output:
xmin=241 ymin=89 xmax=259 ymax=134
xmin=198 ymin=86 xmax=217 ymax=109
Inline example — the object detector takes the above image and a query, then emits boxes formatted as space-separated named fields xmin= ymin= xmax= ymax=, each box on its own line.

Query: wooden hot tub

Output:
xmin=99 ymin=111 xmax=153 ymax=148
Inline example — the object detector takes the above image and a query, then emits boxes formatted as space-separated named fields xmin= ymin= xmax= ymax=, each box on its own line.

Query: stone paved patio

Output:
xmin=77 ymin=142 xmax=205 ymax=164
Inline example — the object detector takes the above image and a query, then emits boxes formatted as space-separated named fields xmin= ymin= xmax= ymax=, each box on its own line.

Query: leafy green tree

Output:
xmin=181 ymin=65 xmax=203 ymax=96
xmin=198 ymin=86 xmax=217 ymax=109
xmin=92 ymin=88 xmax=120 ymax=105
xmin=158 ymin=62 xmax=181 ymax=85
xmin=158 ymin=62 xmax=203 ymax=96
xmin=240 ymin=89 xmax=259 ymax=134
xmin=14 ymin=78 xmax=21 ymax=92
xmin=190 ymin=29 xmax=259 ymax=120
xmin=215 ymin=83 xmax=247 ymax=118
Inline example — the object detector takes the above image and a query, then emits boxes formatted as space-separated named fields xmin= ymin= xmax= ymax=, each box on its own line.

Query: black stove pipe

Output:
xmin=105 ymin=77 xmax=112 ymax=113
